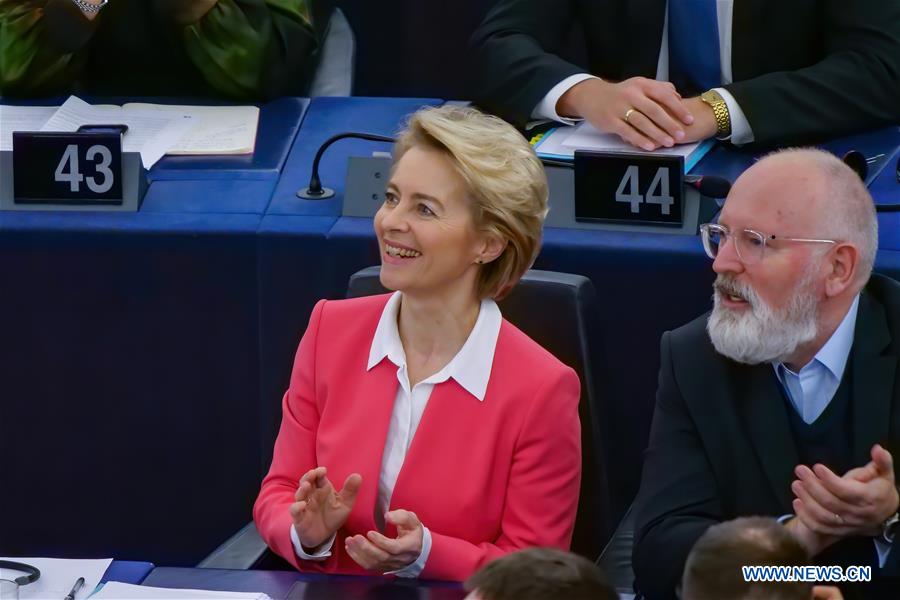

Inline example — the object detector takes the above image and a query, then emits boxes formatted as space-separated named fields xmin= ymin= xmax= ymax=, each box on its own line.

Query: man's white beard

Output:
xmin=706 ymin=272 xmax=819 ymax=365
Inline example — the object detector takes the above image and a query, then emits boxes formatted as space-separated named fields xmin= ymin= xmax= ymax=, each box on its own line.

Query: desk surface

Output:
xmin=142 ymin=567 xmax=466 ymax=600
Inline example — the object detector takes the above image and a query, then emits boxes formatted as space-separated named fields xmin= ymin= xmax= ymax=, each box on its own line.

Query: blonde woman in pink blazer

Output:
xmin=254 ymin=105 xmax=581 ymax=582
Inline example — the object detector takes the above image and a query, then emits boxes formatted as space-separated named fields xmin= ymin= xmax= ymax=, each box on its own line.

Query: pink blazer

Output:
xmin=253 ymin=294 xmax=582 ymax=581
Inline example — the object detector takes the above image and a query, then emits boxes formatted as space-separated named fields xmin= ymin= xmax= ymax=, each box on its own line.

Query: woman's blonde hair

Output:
xmin=392 ymin=105 xmax=549 ymax=300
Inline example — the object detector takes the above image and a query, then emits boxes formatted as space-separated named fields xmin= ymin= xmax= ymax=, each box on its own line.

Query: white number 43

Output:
xmin=54 ymin=144 xmax=114 ymax=194
xmin=615 ymin=165 xmax=674 ymax=215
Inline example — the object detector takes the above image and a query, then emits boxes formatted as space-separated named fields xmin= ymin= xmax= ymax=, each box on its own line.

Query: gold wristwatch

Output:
xmin=700 ymin=90 xmax=732 ymax=139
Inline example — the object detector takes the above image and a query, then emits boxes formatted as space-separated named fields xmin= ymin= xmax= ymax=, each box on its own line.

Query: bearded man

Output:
xmin=631 ymin=149 xmax=900 ymax=600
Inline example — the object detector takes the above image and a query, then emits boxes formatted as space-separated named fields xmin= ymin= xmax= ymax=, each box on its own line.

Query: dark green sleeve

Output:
xmin=0 ymin=0 xmax=97 ymax=96
xmin=177 ymin=0 xmax=325 ymax=99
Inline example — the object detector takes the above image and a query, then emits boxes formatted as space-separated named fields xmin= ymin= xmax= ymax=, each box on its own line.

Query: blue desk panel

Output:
xmin=103 ymin=561 xmax=156 ymax=584
xmin=142 ymin=567 xmax=465 ymax=600
xmin=141 ymin=180 xmax=276 ymax=215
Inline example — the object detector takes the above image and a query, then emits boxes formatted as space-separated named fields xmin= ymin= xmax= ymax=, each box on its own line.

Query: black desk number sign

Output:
xmin=574 ymin=150 xmax=685 ymax=227
xmin=12 ymin=132 xmax=124 ymax=205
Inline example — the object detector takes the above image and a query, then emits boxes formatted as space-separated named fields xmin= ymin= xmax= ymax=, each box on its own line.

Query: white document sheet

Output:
xmin=534 ymin=121 xmax=714 ymax=172
xmin=0 ymin=557 xmax=112 ymax=600
xmin=91 ymin=582 xmax=271 ymax=600
xmin=122 ymin=104 xmax=259 ymax=155
xmin=562 ymin=121 xmax=706 ymax=159
xmin=40 ymin=96 xmax=194 ymax=168
xmin=0 ymin=105 xmax=58 ymax=151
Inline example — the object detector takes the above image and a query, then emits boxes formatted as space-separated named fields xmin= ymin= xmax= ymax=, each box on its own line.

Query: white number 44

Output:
xmin=615 ymin=165 xmax=674 ymax=215
xmin=54 ymin=144 xmax=114 ymax=194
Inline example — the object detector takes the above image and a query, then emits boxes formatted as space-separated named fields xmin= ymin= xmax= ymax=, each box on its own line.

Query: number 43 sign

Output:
xmin=12 ymin=131 xmax=124 ymax=205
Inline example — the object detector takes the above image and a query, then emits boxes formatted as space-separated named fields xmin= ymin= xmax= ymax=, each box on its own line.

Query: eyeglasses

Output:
xmin=699 ymin=223 xmax=836 ymax=265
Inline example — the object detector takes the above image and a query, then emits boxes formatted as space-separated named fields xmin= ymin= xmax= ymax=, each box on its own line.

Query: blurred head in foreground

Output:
xmin=463 ymin=547 xmax=618 ymax=600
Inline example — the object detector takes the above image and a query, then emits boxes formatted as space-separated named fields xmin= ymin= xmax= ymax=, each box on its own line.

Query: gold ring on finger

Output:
xmin=624 ymin=108 xmax=638 ymax=123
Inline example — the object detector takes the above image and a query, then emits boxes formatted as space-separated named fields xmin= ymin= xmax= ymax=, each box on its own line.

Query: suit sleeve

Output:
xmin=632 ymin=332 xmax=723 ymax=600
xmin=0 ymin=0 xmax=97 ymax=96
xmin=724 ymin=0 xmax=900 ymax=145
xmin=253 ymin=299 xmax=330 ymax=569
xmin=422 ymin=365 xmax=582 ymax=581
xmin=175 ymin=0 xmax=327 ymax=100
xmin=469 ymin=0 xmax=585 ymax=128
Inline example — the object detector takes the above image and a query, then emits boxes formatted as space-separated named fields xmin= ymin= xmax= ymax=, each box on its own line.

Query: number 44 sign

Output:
xmin=12 ymin=131 xmax=124 ymax=205
xmin=574 ymin=150 xmax=685 ymax=227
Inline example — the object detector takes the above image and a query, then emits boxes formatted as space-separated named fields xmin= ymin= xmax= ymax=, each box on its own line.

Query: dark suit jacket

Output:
xmin=632 ymin=274 xmax=900 ymax=600
xmin=470 ymin=0 xmax=900 ymax=146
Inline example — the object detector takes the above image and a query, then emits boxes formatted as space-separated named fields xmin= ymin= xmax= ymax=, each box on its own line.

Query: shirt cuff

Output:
xmin=290 ymin=526 xmax=335 ymax=561
xmin=713 ymin=87 xmax=754 ymax=145
xmin=531 ymin=74 xmax=600 ymax=124
xmin=874 ymin=537 xmax=892 ymax=569
xmin=779 ymin=515 xmax=892 ymax=568
xmin=776 ymin=514 xmax=795 ymax=524
xmin=385 ymin=526 xmax=432 ymax=578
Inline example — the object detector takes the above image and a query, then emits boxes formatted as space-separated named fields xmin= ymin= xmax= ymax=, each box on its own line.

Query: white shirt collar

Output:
xmin=367 ymin=292 xmax=502 ymax=401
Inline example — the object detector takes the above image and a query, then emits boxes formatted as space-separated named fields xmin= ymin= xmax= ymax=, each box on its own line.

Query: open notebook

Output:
xmin=34 ymin=96 xmax=259 ymax=157
xmin=122 ymin=103 xmax=259 ymax=155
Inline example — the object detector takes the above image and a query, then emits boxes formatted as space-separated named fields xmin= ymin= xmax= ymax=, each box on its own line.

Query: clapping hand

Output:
xmin=290 ymin=466 xmax=362 ymax=550
xmin=345 ymin=509 xmax=424 ymax=572
xmin=791 ymin=444 xmax=899 ymax=539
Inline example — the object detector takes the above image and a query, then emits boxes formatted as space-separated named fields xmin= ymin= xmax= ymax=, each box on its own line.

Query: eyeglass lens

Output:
xmin=703 ymin=227 xmax=765 ymax=263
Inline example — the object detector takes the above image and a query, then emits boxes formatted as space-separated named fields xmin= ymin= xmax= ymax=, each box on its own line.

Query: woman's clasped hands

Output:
xmin=290 ymin=467 xmax=424 ymax=572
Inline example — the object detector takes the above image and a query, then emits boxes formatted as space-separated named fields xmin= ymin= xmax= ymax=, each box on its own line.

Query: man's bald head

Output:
xmin=732 ymin=148 xmax=878 ymax=287
xmin=708 ymin=149 xmax=878 ymax=367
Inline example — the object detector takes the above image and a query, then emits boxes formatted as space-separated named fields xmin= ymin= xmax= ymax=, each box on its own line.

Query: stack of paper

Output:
xmin=91 ymin=582 xmax=272 ymax=600
xmin=0 ymin=105 xmax=58 ymax=151
xmin=122 ymin=103 xmax=259 ymax=156
xmin=41 ymin=96 xmax=195 ymax=169
xmin=0 ymin=557 xmax=112 ymax=599
xmin=534 ymin=121 xmax=714 ymax=173
xmin=1 ymin=95 xmax=260 ymax=169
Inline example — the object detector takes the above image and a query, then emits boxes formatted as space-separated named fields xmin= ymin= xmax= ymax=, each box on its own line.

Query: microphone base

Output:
xmin=296 ymin=187 xmax=335 ymax=200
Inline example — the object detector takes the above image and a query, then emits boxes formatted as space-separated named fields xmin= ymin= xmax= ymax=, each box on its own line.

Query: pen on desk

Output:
xmin=64 ymin=576 xmax=85 ymax=600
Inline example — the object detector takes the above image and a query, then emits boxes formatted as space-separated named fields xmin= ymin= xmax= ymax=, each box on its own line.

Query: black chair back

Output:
xmin=347 ymin=266 xmax=612 ymax=558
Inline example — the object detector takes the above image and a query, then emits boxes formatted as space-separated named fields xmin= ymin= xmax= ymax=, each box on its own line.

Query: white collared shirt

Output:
xmin=290 ymin=292 xmax=502 ymax=576
xmin=533 ymin=0 xmax=755 ymax=145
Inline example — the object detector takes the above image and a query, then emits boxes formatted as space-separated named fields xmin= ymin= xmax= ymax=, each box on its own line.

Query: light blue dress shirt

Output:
xmin=773 ymin=295 xmax=892 ymax=566
xmin=773 ymin=295 xmax=860 ymax=425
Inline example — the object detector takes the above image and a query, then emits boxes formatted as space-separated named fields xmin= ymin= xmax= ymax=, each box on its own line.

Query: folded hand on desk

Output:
xmin=290 ymin=466 xmax=362 ymax=550
xmin=557 ymin=77 xmax=695 ymax=151
xmin=345 ymin=509 xmax=424 ymax=572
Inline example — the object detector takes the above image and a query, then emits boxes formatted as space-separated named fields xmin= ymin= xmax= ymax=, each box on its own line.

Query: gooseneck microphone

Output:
xmin=297 ymin=132 xmax=396 ymax=200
